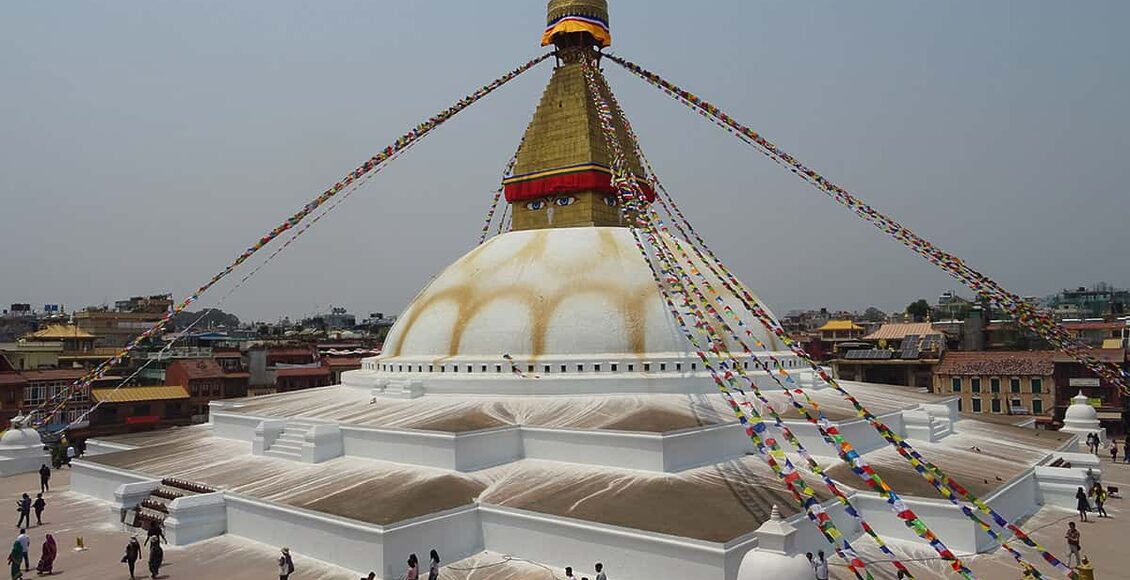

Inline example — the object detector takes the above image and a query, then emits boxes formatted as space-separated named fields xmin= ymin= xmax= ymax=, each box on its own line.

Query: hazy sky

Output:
xmin=2 ymin=1 xmax=1127 ymax=323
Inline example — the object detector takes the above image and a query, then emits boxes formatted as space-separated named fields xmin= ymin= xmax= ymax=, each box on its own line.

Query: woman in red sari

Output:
xmin=35 ymin=534 xmax=56 ymax=575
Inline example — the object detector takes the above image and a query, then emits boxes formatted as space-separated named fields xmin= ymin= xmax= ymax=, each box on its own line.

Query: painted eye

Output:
xmin=525 ymin=199 xmax=546 ymax=210
xmin=603 ymin=195 xmax=618 ymax=207
xmin=554 ymin=196 xmax=576 ymax=207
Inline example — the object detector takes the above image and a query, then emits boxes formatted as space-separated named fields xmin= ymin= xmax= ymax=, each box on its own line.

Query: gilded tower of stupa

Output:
xmin=503 ymin=0 xmax=650 ymax=231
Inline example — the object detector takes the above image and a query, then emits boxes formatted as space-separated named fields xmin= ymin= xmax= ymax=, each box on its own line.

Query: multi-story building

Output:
xmin=74 ymin=294 xmax=173 ymax=347
xmin=164 ymin=358 xmax=249 ymax=420
xmin=20 ymin=368 xmax=120 ymax=429
xmin=85 ymin=385 xmax=192 ymax=437
xmin=934 ymin=351 xmax=1055 ymax=418
xmin=832 ymin=322 xmax=945 ymax=388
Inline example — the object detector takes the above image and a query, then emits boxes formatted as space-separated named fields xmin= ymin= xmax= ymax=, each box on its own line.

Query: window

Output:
xmin=676 ymin=363 xmax=682 ymax=371
xmin=611 ymin=364 xmax=618 ymax=372
xmin=1032 ymin=399 xmax=1043 ymax=414
xmin=659 ymin=363 xmax=667 ymax=371
xmin=951 ymin=377 xmax=962 ymax=392
xmin=627 ymin=364 xmax=634 ymax=372
xmin=957 ymin=399 xmax=963 ymax=412
xmin=990 ymin=378 xmax=1001 ymax=393
xmin=543 ymin=365 xmax=551 ymax=374
xmin=576 ymin=364 xmax=584 ymax=372
xmin=495 ymin=365 xmax=502 ymax=373
xmin=466 ymin=365 xmax=473 ymax=373
xmin=971 ymin=378 xmax=981 ymax=393
xmin=972 ymin=398 xmax=982 ymax=412
xmin=24 ymin=384 xmax=47 ymax=405
xmin=560 ymin=365 xmax=566 ymax=373
xmin=643 ymin=363 xmax=651 ymax=372
xmin=991 ymin=399 xmax=1001 ymax=413
xmin=481 ymin=365 xmax=487 ymax=373
xmin=1031 ymin=378 xmax=1042 ymax=394
xmin=1010 ymin=378 xmax=1021 ymax=393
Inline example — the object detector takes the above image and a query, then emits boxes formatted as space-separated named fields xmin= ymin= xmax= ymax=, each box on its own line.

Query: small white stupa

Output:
xmin=736 ymin=505 xmax=814 ymax=579
xmin=1060 ymin=391 xmax=1106 ymax=447
xmin=0 ymin=413 xmax=50 ymax=476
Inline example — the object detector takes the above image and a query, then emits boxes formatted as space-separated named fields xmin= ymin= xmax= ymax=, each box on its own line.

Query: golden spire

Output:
xmin=504 ymin=0 xmax=648 ymax=231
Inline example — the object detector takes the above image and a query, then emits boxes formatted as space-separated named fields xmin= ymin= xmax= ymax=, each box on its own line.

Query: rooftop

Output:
xmin=936 ymin=351 xmax=1055 ymax=376
xmin=25 ymin=324 xmax=96 ymax=340
xmin=863 ymin=322 xmax=942 ymax=341
xmin=91 ymin=385 xmax=190 ymax=403
xmin=816 ymin=320 xmax=863 ymax=332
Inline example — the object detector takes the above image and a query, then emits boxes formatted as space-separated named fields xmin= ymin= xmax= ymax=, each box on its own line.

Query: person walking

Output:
xmin=30 ymin=496 xmax=44 ymax=527
xmin=146 ymin=535 xmax=163 ymax=579
xmin=15 ymin=496 xmax=30 ymax=529
xmin=14 ymin=531 xmax=28 ymax=573
xmin=427 ymin=549 xmax=440 ymax=580
xmin=122 ymin=536 xmax=141 ymax=580
xmin=7 ymin=540 xmax=22 ymax=580
xmin=565 ymin=566 xmax=577 ymax=579
xmin=1111 ymin=440 xmax=1119 ymax=463
xmin=1076 ymin=486 xmax=1091 ymax=522
xmin=814 ymin=551 xmax=829 ymax=580
xmin=36 ymin=466 xmax=49 ymax=495
xmin=1065 ymin=522 xmax=1081 ymax=567
xmin=34 ymin=534 xmax=55 ymax=575
xmin=594 ymin=562 xmax=607 ymax=580
xmin=64 ymin=445 xmax=75 ymax=468
xmin=1091 ymin=481 xmax=1108 ymax=518
xmin=405 ymin=553 xmax=419 ymax=580
xmin=278 ymin=547 xmax=294 ymax=580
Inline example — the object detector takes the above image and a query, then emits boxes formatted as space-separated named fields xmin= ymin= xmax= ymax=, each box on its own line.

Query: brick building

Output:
xmin=165 ymin=358 xmax=249 ymax=420
xmin=86 ymin=385 xmax=192 ymax=436
xmin=934 ymin=351 xmax=1055 ymax=418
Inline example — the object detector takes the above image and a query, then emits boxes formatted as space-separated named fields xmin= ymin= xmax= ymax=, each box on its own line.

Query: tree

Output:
xmin=861 ymin=307 xmax=887 ymax=322
xmin=906 ymin=299 xmax=931 ymax=322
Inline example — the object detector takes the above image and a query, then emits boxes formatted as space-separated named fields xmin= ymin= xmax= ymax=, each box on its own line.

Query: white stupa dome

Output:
xmin=736 ymin=550 xmax=814 ymax=580
xmin=1064 ymin=391 xmax=1098 ymax=423
xmin=381 ymin=227 xmax=784 ymax=362
xmin=0 ymin=428 xmax=42 ymax=449
xmin=344 ymin=226 xmax=809 ymax=395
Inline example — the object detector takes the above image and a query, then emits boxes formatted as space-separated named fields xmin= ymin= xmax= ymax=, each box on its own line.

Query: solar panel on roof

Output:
xmin=900 ymin=335 xmax=922 ymax=359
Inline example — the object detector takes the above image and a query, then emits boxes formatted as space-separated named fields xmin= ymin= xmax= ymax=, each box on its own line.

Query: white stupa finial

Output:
xmin=769 ymin=504 xmax=782 ymax=522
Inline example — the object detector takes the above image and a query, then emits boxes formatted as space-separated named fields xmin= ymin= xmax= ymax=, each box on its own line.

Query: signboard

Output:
xmin=1069 ymin=378 xmax=1101 ymax=387
xmin=125 ymin=415 xmax=160 ymax=425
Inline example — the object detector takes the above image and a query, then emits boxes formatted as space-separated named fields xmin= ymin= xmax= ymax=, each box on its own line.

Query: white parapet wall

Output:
xmin=166 ymin=491 xmax=227 ymax=545
xmin=71 ymin=460 xmax=155 ymax=503
xmin=480 ymin=504 xmax=756 ymax=580
xmin=225 ymin=494 xmax=481 ymax=579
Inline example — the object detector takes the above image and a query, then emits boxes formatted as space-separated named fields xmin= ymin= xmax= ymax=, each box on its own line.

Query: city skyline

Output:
xmin=3 ymin=0 xmax=1128 ymax=321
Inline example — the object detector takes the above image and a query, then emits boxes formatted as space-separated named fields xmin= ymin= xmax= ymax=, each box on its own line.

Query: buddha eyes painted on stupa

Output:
xmin=603 ymin=195 xmax=618 ymax=207
xmin=525 ymin=195 xmax=576 ymax=211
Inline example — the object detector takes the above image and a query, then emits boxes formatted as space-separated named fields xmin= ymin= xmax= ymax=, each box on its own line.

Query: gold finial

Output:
xmin=543 ymin=0 xmax=611 ymax=48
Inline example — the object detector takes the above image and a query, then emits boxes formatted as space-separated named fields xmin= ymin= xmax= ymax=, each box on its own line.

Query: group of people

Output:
xmin=121 ymin=521 xmax=165 ymax=579
xmin=1084 ymin=432 xmax=1130 ymax=463
xmin=7 ymin=529 xmax=55 ymax=579
xmin=394 ymin=549 xmax=440 ymax=580
xmin=805 ymin=552 xmax=829 ymax=580
xmin=6 ymin=464 xmax=57 ymax=579
xmin=563 ymin=562 xmax=608 ymax=580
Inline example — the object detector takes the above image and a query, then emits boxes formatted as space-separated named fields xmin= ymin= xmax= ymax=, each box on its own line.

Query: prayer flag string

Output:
xmin=29 ymin=52 xmax=553 ymax=428
xmin=581 ymin=53 xmax=881 ymax=580
xmin=605 ymin=53 xmax=1127 ymax=396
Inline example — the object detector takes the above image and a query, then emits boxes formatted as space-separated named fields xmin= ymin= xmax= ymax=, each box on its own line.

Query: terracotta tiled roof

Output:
xmin=863 ymin=323 xmax=941 ymax=341
xmin=91 ymin=385 xmax=189 ymax=403
xmin=936 ymin=351 xmax=1054 ymax=376
xmin=170 ymin=358 xmax=226 ymax=380
xmin=1061 ymin=321 xmax=1122 ymax=331
xmin=817 ymin=320 xmax=863 ymax=332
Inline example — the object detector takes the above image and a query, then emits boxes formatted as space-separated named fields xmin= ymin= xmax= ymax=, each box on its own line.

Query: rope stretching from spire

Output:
xmin=29 ymin=53 xmax=553 ymax=428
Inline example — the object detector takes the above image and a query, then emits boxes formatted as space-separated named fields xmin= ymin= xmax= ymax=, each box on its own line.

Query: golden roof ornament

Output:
xmin=542 ymin=0 xmax=611 ymax=48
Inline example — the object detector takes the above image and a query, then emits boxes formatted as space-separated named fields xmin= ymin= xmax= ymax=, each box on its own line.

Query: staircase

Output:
xmin=263 ymin=420 xmax=318 ymax=460
xmin=127 ymin=478 xmax=216 ymax=533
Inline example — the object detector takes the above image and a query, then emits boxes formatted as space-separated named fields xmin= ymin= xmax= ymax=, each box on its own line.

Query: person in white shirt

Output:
xmin=65 ymin=445 xmax=76 ymax=467
xmin=594 ymin=562 xmax=607 ymax=580
xmin=813 ymin=550 xmax=829 ymax=580
xmin=16 ymin=529 xmax=31 ymax=571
